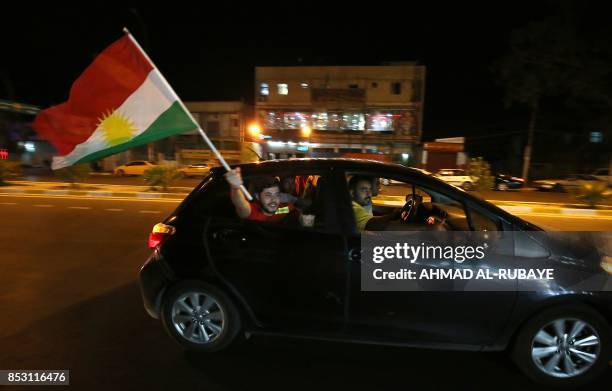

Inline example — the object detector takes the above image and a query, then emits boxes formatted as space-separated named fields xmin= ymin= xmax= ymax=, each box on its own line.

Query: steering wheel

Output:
xmin=400 ymin=194 xmax=422 ymax=223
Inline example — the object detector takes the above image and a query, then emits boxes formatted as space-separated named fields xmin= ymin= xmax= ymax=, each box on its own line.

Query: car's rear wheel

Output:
xmin=161 ymin=280 xmax=241 ymax=352
xmin=553 ymin=183 xmax=565 ymax=192
xmin=511 ymin=305 xmax=610 ymax=387
xmin=116 ymin=169 xmax=125 ymax=176
xmin=461 ymin=181 xmax=474 ymax=191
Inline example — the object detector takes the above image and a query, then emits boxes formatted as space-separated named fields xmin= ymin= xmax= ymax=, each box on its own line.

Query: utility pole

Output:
xmin=521 ymin=98 xmax=539 ymax=182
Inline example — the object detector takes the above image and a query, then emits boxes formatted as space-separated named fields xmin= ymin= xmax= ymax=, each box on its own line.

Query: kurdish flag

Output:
xmin=33 ymin=34 xmax=197 ymax=170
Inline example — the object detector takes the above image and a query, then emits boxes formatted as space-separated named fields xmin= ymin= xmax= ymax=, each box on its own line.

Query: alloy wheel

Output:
xmin=171 ymin=292 xmax=225 ymax=344
xmin=531 ymin=318 xmax=600 ymax=378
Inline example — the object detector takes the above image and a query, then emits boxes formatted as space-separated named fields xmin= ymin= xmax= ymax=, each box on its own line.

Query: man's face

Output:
xmin=351 ymin=180 xmax=373 ymax=207
xmin=257 ymin=186 xmax=281 ymax=215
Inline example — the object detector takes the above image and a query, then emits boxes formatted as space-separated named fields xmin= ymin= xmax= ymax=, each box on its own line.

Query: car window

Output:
xmin=346 ymin=173 xmax=471 ymax=232
xmin=194 ymin=170 xmax=331 ymax=231
xmin=467 ymin=205 xmax=501 ymax=232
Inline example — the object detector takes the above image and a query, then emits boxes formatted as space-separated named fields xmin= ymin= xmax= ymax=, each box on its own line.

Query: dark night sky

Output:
xmin=1 ymin=2 xmax=609 ymax=141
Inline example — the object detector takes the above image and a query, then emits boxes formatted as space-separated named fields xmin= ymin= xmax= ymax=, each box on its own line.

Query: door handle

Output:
xmin=348 ymin=248 xmax=361 ymax=262
xmin=213 ymin=229 xmax=246 ymax=243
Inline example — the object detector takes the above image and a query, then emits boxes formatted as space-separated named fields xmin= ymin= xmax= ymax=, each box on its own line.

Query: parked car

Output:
xmin=433 ymin=169 xmax=475 ymax=190
xmin=382 ymin=168 xmax=432 ymax=185
xmin=114 ymin=160 xmax=157 ymax=176
xmin=591 ymin=168 xmax=611 ymax=185
xmin=533 ymin=174 xmax=602 ymax=192
xmin=139 ymin=159 xmax=611 ymax=387
xmin=494 ymin=173 xmax=525 ymax=191
xmin=380 ymin=178 xmax=403 ymax=186
xmin=178 ymin=164 xmax=211 ymax=178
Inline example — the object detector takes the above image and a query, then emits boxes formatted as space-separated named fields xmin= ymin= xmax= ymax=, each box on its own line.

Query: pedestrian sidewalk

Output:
xmin=0 ymin=181 xmax=191 ymax=200
xmin=373 ymin=195 xmax=612 ymax=217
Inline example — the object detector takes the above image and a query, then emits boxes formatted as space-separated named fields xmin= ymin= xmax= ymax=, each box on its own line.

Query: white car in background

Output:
xmin=114 ymin=160 xmax=158 ymax=176
xmin=434 ymin=169 xmax=475 ymax=191
xmin=177 ymin=164 xmax=211 ymax=178
xmin=592 ymin=168 xmax=611 ymax=185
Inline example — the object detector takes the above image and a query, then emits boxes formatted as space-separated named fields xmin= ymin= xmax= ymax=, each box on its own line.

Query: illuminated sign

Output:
xmin=0 ymin=149 xmax=8 ymax=159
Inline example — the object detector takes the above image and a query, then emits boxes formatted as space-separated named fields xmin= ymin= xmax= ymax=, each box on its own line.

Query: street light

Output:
xmin=300 ymin=125 xmax=312 ymax=157
xmin=248 ymin=123 xmax=261 ymax=139
xmin=301 ymin=125 xmax=312 ymax=138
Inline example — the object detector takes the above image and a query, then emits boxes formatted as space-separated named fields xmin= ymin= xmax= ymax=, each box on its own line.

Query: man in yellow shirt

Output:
xmin=349 ymin=175 xmax=399 ymax=231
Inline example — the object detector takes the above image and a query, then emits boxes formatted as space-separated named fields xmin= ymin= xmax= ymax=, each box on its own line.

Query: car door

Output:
xmin=204 ymin=168 xmax=347 ymax=333
xmin=125 ymin=161 xmax=142 ymax=175
xmin=341 ymin=169 xmax=517 ymax=348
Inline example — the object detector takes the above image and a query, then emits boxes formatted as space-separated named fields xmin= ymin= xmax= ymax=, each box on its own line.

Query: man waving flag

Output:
xmin=33 ymin=29 xmax=252 ymax=199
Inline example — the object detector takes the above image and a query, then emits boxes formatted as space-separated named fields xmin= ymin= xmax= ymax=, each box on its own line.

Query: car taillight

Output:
xmin=148 ymin=223 xmax=176 ymax=249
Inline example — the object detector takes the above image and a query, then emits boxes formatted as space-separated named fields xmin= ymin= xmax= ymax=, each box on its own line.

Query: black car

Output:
xmin=139 ymin=159 xmax=611 ymax=387
xmin=495 ymin=173 xmax=525 ymax=191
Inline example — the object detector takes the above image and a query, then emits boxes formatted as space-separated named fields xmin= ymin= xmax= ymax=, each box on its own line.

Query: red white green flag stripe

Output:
xmin=33 ymin=34 xmax=197 ymax=170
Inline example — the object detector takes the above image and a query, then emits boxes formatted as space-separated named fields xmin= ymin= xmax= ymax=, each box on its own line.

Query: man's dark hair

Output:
xmin=348 ymin=175 xmax=373 ymax=190
xmin=251 ymin=176 xmax=280 ymax=194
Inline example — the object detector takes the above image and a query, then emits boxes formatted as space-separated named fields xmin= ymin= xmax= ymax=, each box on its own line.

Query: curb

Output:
xmin=374 ymin=195 xmax=612 ymax=217
xmin=0 ymin=187 xmax=188 ymax=200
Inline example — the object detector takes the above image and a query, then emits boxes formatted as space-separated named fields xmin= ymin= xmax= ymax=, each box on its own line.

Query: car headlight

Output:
xmin=601 ymin=255 xmax=612 ymax=274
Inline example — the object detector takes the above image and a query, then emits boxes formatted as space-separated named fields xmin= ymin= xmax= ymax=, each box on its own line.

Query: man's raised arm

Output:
xmin=225 ymin=168 xmax=251 ymax=219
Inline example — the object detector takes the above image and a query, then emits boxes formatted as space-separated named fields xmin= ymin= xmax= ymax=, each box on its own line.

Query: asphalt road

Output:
xmin=0 ymin=194 xmax=610 ymax=390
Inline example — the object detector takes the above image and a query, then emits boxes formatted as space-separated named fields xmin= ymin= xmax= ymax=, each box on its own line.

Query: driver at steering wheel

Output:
xmin=349 ymin=175 xmax=400 ymax=231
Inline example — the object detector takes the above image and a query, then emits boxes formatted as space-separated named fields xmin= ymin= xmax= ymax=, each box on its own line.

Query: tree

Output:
xmin=467 ymin=157 xmax=494 ymax=192
xmin=54 ymin=164 xmax=91 ymax=189
xmin=143 ymin=165 xmax=183 ymax=192
xmin=493 ymin=3 xmax=605 ymax=180
xmin=0 ymin=160 xmax=21 ymax=185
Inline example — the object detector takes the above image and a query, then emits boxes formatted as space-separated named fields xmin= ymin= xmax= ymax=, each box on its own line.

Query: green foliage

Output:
xmin=143 ymin=165 xmax=183 ymax=192
xmin=0 ymin=160 xmax=22 ymax=185
xmin=54 ymin=164 xmax=91 ymax=188
xmin=467 ymin=157 xmax=495 ymax=192
xmin=573 ymin=181 xmax=611 ymax=208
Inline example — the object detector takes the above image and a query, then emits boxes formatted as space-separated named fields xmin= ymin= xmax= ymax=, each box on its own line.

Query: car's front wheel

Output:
xmin=161 ymin=280 xmax=242 ymax=352
xmin=496 ymin=183 xmax=509 ymax=191
xmin=512 ymin=305 xmax=610 ymax=387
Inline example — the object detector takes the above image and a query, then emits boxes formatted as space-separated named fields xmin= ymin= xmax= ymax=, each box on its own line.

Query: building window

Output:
xmin=348 ymin=84 xmax=359 ymax=89
xmin=259 ymin=83 xmax=269 ymax=96
xmin=590 ymin=131 xmax=603 ymax=143
xmin=371 ymin=82 xmax=378 ymax=88
xmin=277 ymin=83 xmax=289 ymax=95
xmin=367 ymin=112 xmax=395 ymax=132
xmin=206 ymin=121 xmax=220 ymax=137
xmin=391 ymin=82 xmax=402 ymax=95
xmin=300 ymin=82 xmax=309 ymax=89
xmin=231 ymin=118 xmax=239 ymax=127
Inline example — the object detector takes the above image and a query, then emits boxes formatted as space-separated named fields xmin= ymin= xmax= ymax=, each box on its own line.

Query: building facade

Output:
xmin=254 ymin=64 xmax=425 ymax=164
xmin=99 ymin=101 xmax=250 ymax=169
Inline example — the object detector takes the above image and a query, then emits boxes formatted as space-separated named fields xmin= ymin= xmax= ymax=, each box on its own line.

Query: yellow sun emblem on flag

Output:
xmin=98 ymin=110 xmax=136 ymax=146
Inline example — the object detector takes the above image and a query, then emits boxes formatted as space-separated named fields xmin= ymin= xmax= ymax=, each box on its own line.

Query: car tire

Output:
xmin=496 ymin=183 xmax=509 ymax=191
xmin=511 ymin=305 xmax=610 ymax=387
xmin=553 ymin=184 xmax=565 ymax=192
xmin=461 ymin=182 xmax=474 ymax=191
xmin=161 ymin=280 xmax=242 ymax=352
xmin=116 ymin=169 xmax=125 ymax=177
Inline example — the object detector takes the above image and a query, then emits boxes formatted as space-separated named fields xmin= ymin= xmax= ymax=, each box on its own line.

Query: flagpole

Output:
xmin=122 ymin=28 xmax=253 ymax=201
